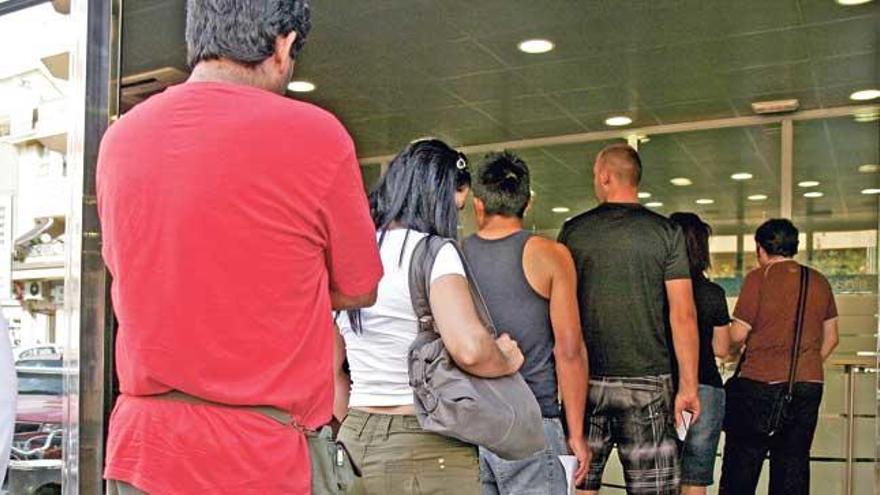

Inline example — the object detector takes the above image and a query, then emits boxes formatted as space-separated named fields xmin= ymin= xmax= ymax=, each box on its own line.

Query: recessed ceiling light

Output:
xmin=638 ymin=192 xmax=652 ymax=199
xmin=731 ymin=172 xmax=753 ymax=181
xmin=645 ymin=202 xmax=664 ymax=208
xmin=798 ymin=180 xmax=820 ymax=188
xmin=552 ymin=206 xmax=570 ymax=213
xmin=748 ymin=194 xmax=768 ymax=201
xmin=804 ymin=191 xmax=824 ymax=198
xmin=862 ymin=188 xmax=880 ymax=195
xmin=836 ymin=0 xmax=874 ymax=5
xmin=517 ymin=39 xmax=554 ymax=54
xmin=695 ymin=198 xmax=715 ymax=205
xmin=605 ymin=116 xmax=633 ymax=127
xmin=854 ymin=109 xmax=880 ymax=122
xmin=670 ymin=177 xmax=693 ymax=186
xmin=849 ymin=89 xmax=880 ymax=101
xmin=858 ymin=164 xmax=880 ymax=173
xmin=287 ymin=80 xmax=316 ymax=93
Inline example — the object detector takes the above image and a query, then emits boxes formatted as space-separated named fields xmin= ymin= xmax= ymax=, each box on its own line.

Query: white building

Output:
xmin=0 ymin=3 xmax=73 ymax=350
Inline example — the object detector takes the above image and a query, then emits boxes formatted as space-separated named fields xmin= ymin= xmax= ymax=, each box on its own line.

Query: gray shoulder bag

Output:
xmin=407 ymin=234 xmax=546 ymax=460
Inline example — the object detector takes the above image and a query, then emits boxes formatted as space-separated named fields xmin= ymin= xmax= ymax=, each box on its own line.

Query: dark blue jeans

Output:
xmin=719 ymin=381 xmax=823 ymax=495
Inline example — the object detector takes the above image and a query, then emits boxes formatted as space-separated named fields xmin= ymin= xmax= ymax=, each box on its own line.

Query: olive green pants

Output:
xmin=339 ymin=409 xmax=480 ymax=495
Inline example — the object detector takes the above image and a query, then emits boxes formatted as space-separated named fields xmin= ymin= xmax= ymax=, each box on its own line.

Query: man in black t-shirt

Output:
xmin=558 ymin=144 xmax=701 ymax=495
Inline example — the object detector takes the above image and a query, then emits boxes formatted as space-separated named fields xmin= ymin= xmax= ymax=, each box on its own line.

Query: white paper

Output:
xmin=558 ymin=455 xmax=578 ymax=495
xmin=676 ymin=410 xmax=694 ymax=441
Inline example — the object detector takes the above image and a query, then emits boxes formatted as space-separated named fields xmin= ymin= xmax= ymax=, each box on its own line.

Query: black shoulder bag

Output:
xmin=723 ymin=265 xmax=810 ymax=437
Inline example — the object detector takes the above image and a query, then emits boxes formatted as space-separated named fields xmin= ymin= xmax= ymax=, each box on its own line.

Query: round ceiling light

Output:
xmin=731 ymin=172 xmax=753 ymax=181
xmin=551 ymin=206 xmax=570 ymax=213
xmin=695 ymin=198 xmax=715 ymax=205
xmin=287 ymin=80 xmax=316 ymax=93
xmin=638 ymin=192 xmax=652 ymax=199
xmin=849 ymin=89 xmax=880 ymax=101
xmin=854 ymin=109 xmax=880 ymax=122
xmin=835 ymin=0 xmax=874 ymax=5
xmin=858 ymin=164 xmax=880 ymax=173
xmin=798 ymin=180 xmax=820 ymax=188
xmin=862 ymin=188 xmax=880 ymax=195
xmin=670 ymin=177 xmax=693 ymax=186
xmin=748 ymin=194 xmax=768 ymax=201
xmin=804 ymin=191 xmax=824 ymax=198
xmin=604 ymin=116 xmax=633 ymax=127
xmin=517 ymin=39 xmax=555 ymax=54
xmin=645 ymin=202 xmax=664 ymax=208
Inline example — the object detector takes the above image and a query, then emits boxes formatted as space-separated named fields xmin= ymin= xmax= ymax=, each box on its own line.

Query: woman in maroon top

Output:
xmin=720 ymin=219 xmax=839 ymax=495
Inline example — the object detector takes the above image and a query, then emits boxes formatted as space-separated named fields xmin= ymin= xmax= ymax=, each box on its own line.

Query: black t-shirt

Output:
xmin=558 ymin=202 xmax=691 ymax=377
xmin=692 ymin=276 xmax=730 ymax=388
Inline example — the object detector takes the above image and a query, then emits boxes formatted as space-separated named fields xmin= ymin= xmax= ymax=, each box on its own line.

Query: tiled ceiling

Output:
xmin=122 ymin=0 xmax=879 ymax=233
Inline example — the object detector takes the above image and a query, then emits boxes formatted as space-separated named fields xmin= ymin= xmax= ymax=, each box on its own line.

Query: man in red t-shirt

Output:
xmin=97 ymin=1 xmax=382 ymax=493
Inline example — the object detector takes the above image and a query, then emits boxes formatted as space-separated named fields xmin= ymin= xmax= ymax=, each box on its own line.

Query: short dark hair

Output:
xmin=472 ymin=151 xmax=531 ymax=218
xmin=186 ymin=0 xmax=312 ymax=68
xmin=670 ymin=212 xmax=712 ymax=278
xmin=755 ymin=219 xmax=799 ymax=257
xmin=597 ymin=143 xmax=642 ymax=185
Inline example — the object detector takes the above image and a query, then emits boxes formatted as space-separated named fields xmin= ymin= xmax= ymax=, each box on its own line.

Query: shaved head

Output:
xmin=596 ymin=143 xmax=642 ymax=186
xmin=592 ymin=143 xmax=642 ymax=203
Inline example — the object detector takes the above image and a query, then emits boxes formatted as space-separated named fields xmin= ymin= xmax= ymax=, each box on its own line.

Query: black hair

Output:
xmin=472 ymin=151 xmax=530 ymax=218
xmin=369 ymin=138 xmax=471 ymax=240
xmin=185 ymin=0 xmax=312 ymax=68
xmin=597 ymin=143 xmax=643 ymax=185
xmin=669 ymin=212 xmax=712 ymax=278
xmin=346 ymin=139 xmax=470 ymax=334
xmin=755 ymin=218 xmax=800 ymax=257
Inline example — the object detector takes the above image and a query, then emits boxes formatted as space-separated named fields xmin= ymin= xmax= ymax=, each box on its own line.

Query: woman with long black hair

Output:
xmin=335 ymin=139 xmax=525 ymax=494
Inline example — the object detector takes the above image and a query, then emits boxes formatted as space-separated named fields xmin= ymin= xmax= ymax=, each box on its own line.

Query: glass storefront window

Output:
xmin=0 ymin=2 xmax=79 ymax=494
xmin=793 ymin=116 xmax=879 ymax=495
xmin=639 ymin=125 xmax=782 ymax=296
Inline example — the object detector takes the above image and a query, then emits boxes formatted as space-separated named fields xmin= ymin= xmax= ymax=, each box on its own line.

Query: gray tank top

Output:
xmin=463 ymin=230 xmax=559 ymax=418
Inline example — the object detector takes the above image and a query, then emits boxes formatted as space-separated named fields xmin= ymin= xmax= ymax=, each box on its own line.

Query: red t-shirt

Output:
xmin=97 ymin=82 xmax=382 ymax=494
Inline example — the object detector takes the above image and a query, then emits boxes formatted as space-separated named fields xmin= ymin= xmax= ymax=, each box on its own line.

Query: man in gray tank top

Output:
xmin=463 ymin=151 xmax=590 ymax=494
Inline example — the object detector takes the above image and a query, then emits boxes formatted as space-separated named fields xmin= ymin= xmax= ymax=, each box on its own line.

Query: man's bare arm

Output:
xmin=666 ymin=278 xmax=701 ymax=423
xmin=545 ymin=243 xmax=590 ymax=485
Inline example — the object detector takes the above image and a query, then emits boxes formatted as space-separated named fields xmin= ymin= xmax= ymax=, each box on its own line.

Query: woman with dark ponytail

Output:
xmin=335 ymin=139 xmax=525 ymax=494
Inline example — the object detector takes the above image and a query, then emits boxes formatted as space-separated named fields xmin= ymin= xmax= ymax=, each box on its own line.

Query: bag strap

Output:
xmin=148 ymin=390 xmax=311 ymax=432
xmin=732 ymin=264 xmax=810 ymax=384
xmin=785 ymin=265 xmax=810 ymax=399
xmin=408 ymin=234 xmax=497 ymax=336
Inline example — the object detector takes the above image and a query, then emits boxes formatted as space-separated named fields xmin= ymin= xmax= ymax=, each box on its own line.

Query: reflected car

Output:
xmin=3 ymin=366 xmax=63 ymax=495
xmin=13 ymin=357 xmax=63 ymax=369
xmin=13 ymin=345 xmax=63 ymax=364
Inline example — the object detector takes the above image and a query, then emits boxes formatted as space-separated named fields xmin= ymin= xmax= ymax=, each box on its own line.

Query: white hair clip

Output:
xmin=456 ymin=157 xmax=467 ymax=170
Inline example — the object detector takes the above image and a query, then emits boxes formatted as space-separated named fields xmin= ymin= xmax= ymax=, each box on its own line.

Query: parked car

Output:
xmin=14 ymin=357 xmax=63 ymax=369
xmin=13 ymin=345 xmax=62 ymax=364
xmin=3 ymin=366 xmax=63 ymax=495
